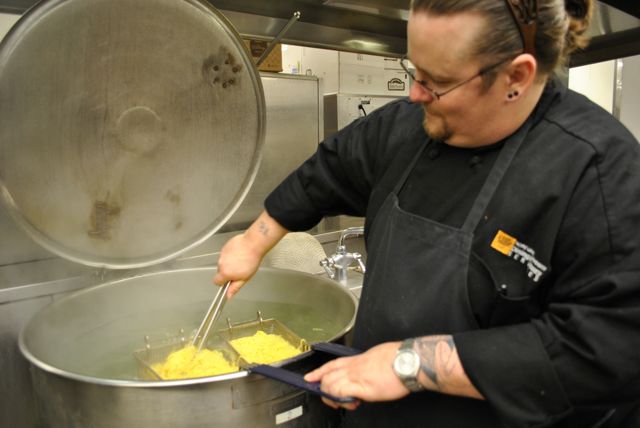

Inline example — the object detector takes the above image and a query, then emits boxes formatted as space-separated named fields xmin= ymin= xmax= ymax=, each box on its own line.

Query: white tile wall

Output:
xmin=569 ymin=57 xmax=640 ymax=141
xmin=619 ymin=56 xmax=640 ymax=141
xmin=568 ymin=60 xmax=615 ymax=114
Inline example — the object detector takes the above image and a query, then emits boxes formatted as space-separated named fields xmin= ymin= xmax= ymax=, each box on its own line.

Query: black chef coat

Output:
xmin=265 ymin=79 xmax=640 ymax=427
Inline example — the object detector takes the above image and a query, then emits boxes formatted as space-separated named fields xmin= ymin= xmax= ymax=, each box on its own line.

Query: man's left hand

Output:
xmin=303 ymin=341 xmax=408 ymax=410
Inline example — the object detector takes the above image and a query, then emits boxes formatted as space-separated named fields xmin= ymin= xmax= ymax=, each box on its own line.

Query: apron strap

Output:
xmin=462 ymin=116 xmax=534 ymax=233
xmin=391 ymin=136 xmax=431 ymax=195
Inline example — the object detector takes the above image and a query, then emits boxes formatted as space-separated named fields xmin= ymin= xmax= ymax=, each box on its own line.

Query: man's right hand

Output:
xmin=214 ymin=210 xmax=289 ymax=298
xmin=214 ymin=233 xmax=264 ymax=298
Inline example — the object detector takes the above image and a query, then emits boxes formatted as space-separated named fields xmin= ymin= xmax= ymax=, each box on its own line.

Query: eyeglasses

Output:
xmin=400 ymin=55 xmax=509 ymax=100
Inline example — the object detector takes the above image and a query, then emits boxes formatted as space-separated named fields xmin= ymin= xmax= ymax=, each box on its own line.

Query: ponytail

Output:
xmin=563 ymin=0 xmax=593 ymax=56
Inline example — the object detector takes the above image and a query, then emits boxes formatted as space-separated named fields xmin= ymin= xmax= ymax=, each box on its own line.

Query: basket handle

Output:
xmin=249 ymin=342 xmax=361 ymax=403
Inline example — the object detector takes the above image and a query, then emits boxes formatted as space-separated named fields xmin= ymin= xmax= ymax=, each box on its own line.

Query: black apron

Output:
xmin=343 ymin=118 xmax=534 ymax=428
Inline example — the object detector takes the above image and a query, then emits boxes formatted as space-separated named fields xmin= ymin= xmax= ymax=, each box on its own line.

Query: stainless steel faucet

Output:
xmin=320 ymin=227 xmax=366 ymax=286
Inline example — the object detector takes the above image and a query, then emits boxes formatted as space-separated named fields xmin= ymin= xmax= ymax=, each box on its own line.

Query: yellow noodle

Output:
xmin=230 ymin=330 xmax=301 ymax=364
xmin=152 ymin=346 xmax=238 ymax=380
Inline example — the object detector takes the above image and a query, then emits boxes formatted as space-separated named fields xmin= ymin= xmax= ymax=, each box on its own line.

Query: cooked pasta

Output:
xmin=151 ymin=330 xmax=301 ymax=380
xmin=152 ymin=346 xmax=238 ymax=380
xmin=230 ymin=330 xmax=301 ymax=364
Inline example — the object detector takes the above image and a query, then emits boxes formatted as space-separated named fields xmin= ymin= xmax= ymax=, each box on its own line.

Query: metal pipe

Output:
xmin=338 ymin=226 xmax=364 ymax=248
xmin=256 ymin=11 xmax=301 ymax=66
xmin=612 ymin=58 xmax=624 ymax=120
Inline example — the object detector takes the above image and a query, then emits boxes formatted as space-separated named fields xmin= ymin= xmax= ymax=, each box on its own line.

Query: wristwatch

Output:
xmin=392 ymin=339 xmax=424 ymax=392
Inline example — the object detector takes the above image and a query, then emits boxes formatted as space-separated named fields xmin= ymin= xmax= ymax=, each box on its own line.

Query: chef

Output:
xmin=215 ymin=0 xmax=640 ymax=426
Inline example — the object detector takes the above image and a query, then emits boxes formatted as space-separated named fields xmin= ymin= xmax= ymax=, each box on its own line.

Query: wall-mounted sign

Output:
xmin=387 ymin=77 xmax=405 ymax=91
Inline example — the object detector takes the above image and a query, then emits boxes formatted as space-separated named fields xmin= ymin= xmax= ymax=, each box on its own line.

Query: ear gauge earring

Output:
xmin=507 ymin=90 xmax=520 ymax=100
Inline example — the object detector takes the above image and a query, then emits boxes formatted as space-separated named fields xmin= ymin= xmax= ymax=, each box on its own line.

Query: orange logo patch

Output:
xmin=490 ymin=230 xmax=548 ymax=282
xmin=491 ymin=230 xmax=516 ymax=256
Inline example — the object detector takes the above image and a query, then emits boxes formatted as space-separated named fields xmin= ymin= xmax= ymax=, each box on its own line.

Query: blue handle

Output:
xmin=312 ymin=342 xmax=361 ymax=357
xmin=250 ymin=364 xmax=357 ymax=404
xmin=248 ymin=343 xmax=362 ymax=403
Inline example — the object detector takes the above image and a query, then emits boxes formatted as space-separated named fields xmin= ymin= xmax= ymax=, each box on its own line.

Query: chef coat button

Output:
xmin=500 ymin=284 xmax=508 ymax=296
xmin=469 ymin=155 xmax=482 ymax=168
xmin=427 ymin=148 xmax=440 ymax=159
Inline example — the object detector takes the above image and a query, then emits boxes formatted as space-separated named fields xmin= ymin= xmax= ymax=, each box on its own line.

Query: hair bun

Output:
xmin=565 ymin=0 xmax=588 ymax=19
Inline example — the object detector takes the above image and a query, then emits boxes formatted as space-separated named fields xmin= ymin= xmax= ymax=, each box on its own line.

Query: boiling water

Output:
xmin=60 ymin=298 xmax=348 ymax=380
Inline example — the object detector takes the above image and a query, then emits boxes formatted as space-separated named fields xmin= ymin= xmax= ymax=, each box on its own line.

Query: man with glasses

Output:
xmin=215 ymin=0 xmax=640 ymax=426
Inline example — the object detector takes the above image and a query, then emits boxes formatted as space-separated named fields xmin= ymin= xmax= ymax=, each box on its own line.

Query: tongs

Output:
xmin=191 ymin=281 xmax=231 ymax=352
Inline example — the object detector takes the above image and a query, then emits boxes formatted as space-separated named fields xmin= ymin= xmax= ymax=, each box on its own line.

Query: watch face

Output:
xmin=394 ymin=351 xmax=419 ymax=376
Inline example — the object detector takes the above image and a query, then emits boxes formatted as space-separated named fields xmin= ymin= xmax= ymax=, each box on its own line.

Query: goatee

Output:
xmin=422 ymin=109 xmax=452 ymax=142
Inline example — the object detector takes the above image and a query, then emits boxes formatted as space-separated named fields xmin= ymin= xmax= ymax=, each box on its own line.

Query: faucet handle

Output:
xmin=320 ymin=257 xmax=336 ymax=279
xmin=352 ymin=252 xmax=366 ymax=274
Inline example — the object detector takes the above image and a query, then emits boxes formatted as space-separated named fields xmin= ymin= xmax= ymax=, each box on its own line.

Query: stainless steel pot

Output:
xmin=19 ymin=267 xmax=357 ymax=427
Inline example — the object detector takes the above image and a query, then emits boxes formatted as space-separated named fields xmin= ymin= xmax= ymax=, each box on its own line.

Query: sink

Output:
xmin=344 ymin=269 xmax=364 ymax=299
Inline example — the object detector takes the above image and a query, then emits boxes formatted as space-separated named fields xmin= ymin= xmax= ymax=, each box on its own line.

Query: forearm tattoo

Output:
xmin=258 ymin=220 xmax=269 ymax=236
xmin=413 ymin=335 xmax=457 ymax=391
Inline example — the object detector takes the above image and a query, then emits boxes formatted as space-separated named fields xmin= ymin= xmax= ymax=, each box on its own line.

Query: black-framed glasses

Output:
xmin=400 ymin=55 xmax=509 ymax=100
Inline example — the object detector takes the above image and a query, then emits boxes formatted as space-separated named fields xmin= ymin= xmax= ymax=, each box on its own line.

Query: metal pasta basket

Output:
xmin=132 ymin=331 xmax=234 ymax=381
xmin=218 ymin=312 xmax=310 ymax=364
xmin=133 ymin=311 xmax=310 ymax=381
